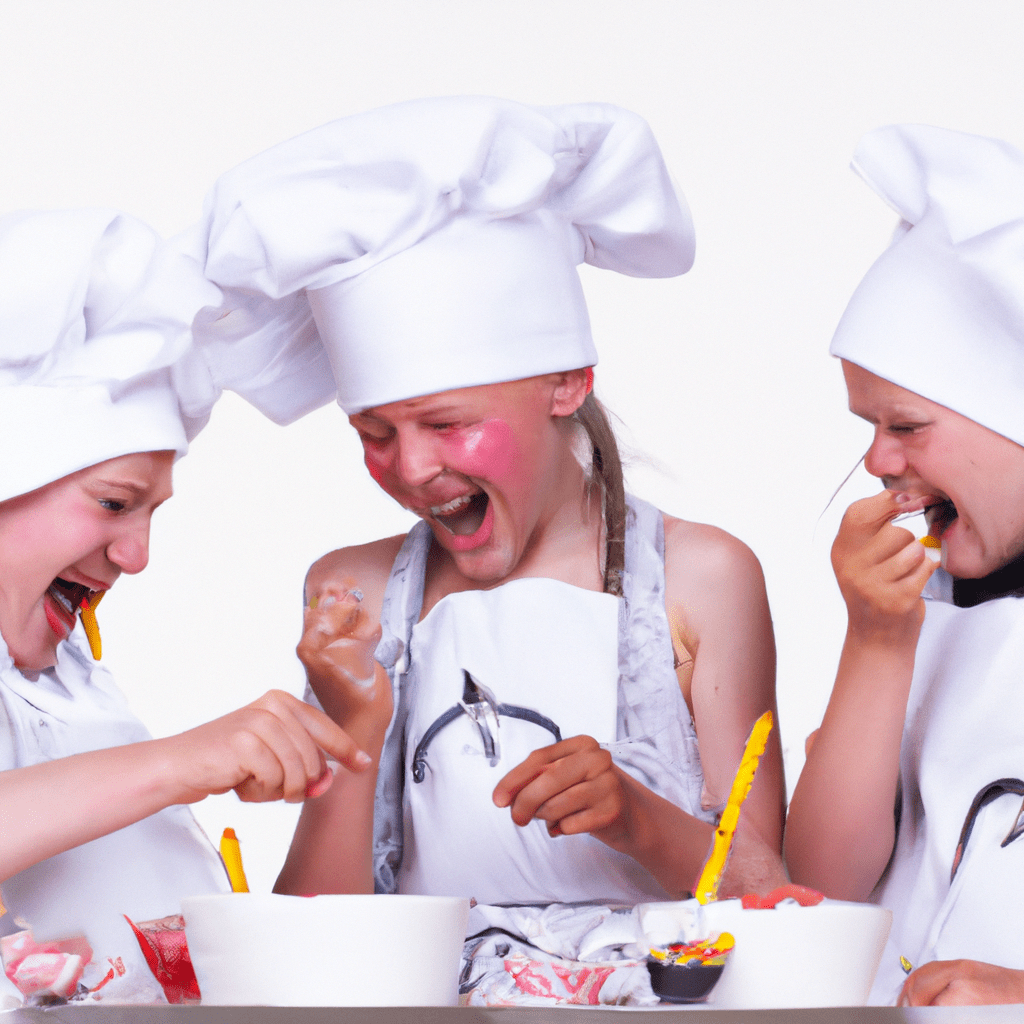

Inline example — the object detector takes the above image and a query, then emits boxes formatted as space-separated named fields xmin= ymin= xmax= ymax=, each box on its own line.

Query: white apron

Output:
xmin=869 ymin=574 xmax=1024 ymax=1004
xmin=0 ymin=632 xmax=228 ymax=1004
xmin=352 ymin=496 xmax=713 ymax=897
xmin=396 ymin=576 xmax=668 ymax=905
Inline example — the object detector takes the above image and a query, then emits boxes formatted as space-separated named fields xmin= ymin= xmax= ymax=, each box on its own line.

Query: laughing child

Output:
xmin=194 ymin=98 xmax=786 ymax=921
xmin=786 ymin=125 xmax=1024 ymax=1007
xmin=0 ymin=209 xmax=369 ymax=1004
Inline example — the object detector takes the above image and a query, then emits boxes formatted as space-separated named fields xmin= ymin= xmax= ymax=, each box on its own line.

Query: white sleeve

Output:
xmin=0 ymin=691 xmax=16 ymax=771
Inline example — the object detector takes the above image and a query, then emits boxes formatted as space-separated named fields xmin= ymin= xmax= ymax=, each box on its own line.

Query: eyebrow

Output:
xmin=848 ymin=403 xmax=931 ymax=424
xmin=92 ymin=478 xmax=173 ymax=503
xmin=356 ymin=402 xmax=468 ymax=423
xmin=92 ymin=478 xmax=148 ymax=494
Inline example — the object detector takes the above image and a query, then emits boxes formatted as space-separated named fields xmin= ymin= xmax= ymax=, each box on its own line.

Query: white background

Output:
xmin=2 ymin=1 xmax=1022 ymax=891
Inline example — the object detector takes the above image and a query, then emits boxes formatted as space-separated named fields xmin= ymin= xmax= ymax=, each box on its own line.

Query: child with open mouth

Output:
xmin=785 ymin=125 xmax=1024 ymax=1008
xmin=0 ymin=210 xmax=370 ymax=1006
xmin=193 ymin=96 xmax=786 ymax=1005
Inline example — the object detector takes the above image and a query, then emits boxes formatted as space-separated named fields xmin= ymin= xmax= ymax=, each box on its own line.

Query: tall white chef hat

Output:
xmin=193 ymin=96 xmax=695 ymax=414
xmin=830 ymin=124 xmax=1024 ymax=446
xmin=0 ymin=208 xmax=222 ymax=503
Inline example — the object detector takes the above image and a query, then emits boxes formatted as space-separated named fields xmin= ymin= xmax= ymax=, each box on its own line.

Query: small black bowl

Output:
xmin=646 ymin=957 xmax=726 ymax=1004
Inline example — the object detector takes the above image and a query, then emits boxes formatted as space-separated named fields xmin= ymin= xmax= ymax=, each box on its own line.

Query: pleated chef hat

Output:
xmin=830 ymin=124 xmax=1024 ymax=446
xmin=0 ymin=209 xmax=222 ymax=503
xmin=194 ymin=96 xmax=695 ymax=414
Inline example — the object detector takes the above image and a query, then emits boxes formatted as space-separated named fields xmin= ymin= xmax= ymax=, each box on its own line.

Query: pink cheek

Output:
xmin=446 ymin=419 xmax=518 ymax=482
xmin=362 ymin=449 xmax=408 ymax=503
xmin=363 ymin=451 xmax=386 ymax=487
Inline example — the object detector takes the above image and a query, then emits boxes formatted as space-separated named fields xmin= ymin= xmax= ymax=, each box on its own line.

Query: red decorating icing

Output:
xmin=740 ymin=884 xmax=825 ymax=909
xmin=89 ymin=967 xmax=116 ymax=993
xmin=124 ymin=914 xmax=201 ymax=1004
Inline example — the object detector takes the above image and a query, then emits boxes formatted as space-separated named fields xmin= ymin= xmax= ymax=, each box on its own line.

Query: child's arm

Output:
xmin=274 ymin=538 xmax=398 ymax=896
xmin=785 ymin=490 xmax=937 ymax=899
xmin=664 ymin=518 xmax=786 ymax=896
xmin=493 ymin=519 xmax=786 ymax=899
xmin=0 ymin=689 xmax=369 ymax=882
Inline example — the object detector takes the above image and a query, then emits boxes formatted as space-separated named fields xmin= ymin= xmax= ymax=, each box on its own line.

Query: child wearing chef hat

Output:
xmin=192 ymin=96 xmax=786 ymax=962
xmin=0 ymin=209 xmax=370 ymax=1006
xmin=786 ymin=125 xmax=1024 ymax=1007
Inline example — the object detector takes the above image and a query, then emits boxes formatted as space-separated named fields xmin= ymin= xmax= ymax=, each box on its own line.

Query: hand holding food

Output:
xmin=296 ymin=583 xmax=391 ymax=736
xmin=831 ymin=490 xmax=938 ymax=643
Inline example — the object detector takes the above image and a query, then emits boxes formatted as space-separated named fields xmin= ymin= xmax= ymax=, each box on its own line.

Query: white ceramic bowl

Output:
xmin=640 ymin=897 xmax=891 ymax=1009
xmin=181 ymin=893 xmax=470 ymax=1006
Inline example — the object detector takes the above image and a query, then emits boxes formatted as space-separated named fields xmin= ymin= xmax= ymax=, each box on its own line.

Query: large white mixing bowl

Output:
xmin=181 ymin=893 xmax=469 ymax=1006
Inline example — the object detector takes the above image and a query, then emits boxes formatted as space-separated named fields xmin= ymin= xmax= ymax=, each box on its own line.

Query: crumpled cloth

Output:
xmin=459 ymin=903 xmax=659 ymax=1007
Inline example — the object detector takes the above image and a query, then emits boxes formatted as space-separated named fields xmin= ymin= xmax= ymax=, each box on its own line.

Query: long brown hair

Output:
xmin=575 ymin=392 xmax=626 ymax=596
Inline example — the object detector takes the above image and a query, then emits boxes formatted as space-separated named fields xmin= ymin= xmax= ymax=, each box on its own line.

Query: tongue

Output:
xmin=435 ymin=493 xmax=488 ymax=536
xmin=926 ymin=500 xmax=958 ymax=538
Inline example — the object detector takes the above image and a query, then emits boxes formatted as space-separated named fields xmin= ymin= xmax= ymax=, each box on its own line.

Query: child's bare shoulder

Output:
xmin=305 ymin=534 xmax=407 ymax=610
xmin=662 ymin=514 xmax=769 ymax=640
xmin=662 ymin=514 xmax=766 ymax=587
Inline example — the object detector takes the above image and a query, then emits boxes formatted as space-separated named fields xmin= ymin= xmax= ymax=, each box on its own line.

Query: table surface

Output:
xmin=5 ymin=1006 xmax=1024 ymax=1023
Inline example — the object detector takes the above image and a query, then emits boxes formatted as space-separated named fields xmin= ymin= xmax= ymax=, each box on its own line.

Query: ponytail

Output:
xmin=575 ymin=392 xmax=626 ymax=596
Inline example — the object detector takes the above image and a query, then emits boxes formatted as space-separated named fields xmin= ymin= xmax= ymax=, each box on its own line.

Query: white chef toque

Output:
xmin=193 ymin=96 xmax=695 ymax=414
xmin=830 ymin=124 xmax=1024 ymax=446
xmin=0 ymin=208 xmax=222 ymax=503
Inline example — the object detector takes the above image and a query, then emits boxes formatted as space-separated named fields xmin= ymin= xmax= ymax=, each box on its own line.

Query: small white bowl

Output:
xmin=640 ymin=897 xmax=891 ymax=1009
xmin=181 ymin=893 xmax=469 ymax=1006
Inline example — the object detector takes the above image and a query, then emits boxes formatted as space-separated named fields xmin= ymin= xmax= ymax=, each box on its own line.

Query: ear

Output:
xmin=549 ymin=368 xmax=590 ymax=418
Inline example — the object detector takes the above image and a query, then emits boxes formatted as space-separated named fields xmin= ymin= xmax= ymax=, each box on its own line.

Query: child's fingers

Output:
xmin=495 ymin=736 xmax=612 ymax=826
xmin=530 ymin=773 xmax=618 ymax=831
xmin=248 ymin=690 xmax=328 ymax=779
xmin=541 ymin=786 xmax=622 ymax=837
xmin=841 ymin=490 xmax=938 ymax=537
xmin=227 ymin=711 xmax=307 ymax=803
xmin=230 ymin=692 xmax=370 ymax=803
xmin=297 ymin=581 xmax=386 ymax=716
xmin=492 ymin=735 xmax=594 ymax=808
xmin=284 ymin=696 xmax=373 ymax=774
xmin=323 ymin=631 xmax=383 ymax=689
xmin=302 ymin=581 xmax=374 ymax=640
xmin=304 ymin=762 xmax=337 ymax=799
xmin=492 ymin=742 xmax=566 ymax=808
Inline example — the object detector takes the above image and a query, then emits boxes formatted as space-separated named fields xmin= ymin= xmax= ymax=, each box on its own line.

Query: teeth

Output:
xmin=48 ymin=586 xmax=74 ymax=614
xmin=430 ymin=494 xmax=473 ymax=517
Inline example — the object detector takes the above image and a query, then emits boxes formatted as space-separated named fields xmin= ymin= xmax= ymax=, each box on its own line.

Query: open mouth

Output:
xmin=44 ymin=577 xmax=94 ymax=635
xmin=429 ymin=491 xmax=490 ymax=537
xmin=925 ymin=499 xmax=958 ymax=539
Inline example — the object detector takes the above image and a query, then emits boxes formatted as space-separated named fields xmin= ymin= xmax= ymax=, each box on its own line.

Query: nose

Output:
xmin=863 ymin=428 xmax=908 ymax=484
xmin=394 ymin=431 xmax=444 ymax=488
xmin=106 ymin=517 xmax=152 ymax=575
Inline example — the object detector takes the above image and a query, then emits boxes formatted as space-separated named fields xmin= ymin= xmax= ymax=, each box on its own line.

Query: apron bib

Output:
xmin=396 ymin=576 xmax=664 ymax=905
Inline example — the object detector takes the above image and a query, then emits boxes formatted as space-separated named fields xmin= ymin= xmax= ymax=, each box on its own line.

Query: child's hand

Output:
xmin=296 ymin=583 xmax=391 ymax=741
xmin=492 ymin=735 xmax=632 ymax=845
xmin=832 ymin=490 xmax=938 ymax=643
xmin=163 ymin=689 xmax=371 ymax=805
xmin=899 ymin=960 xmax=1024 ymax=1006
